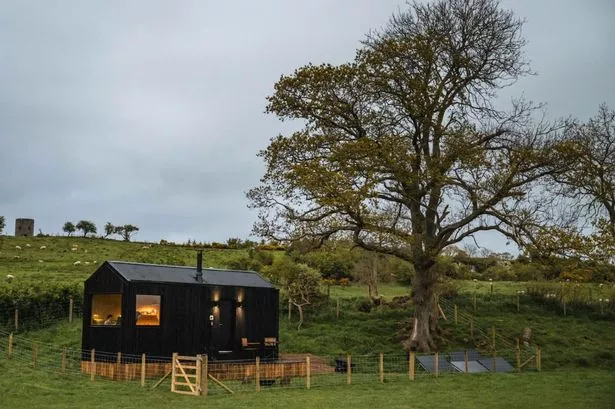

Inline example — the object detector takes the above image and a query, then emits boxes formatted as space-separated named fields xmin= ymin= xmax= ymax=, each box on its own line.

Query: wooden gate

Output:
xmin=171 ymin=353 xmax=202 ymax=396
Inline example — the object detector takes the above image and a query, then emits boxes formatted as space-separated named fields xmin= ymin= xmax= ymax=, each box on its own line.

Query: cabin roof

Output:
xmin=105 ymin=260 xmax=275 ymax=288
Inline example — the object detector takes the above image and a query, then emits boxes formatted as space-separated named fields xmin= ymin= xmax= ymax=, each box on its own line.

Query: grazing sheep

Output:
xmin=93 ymin=260 xmax=97 ymax=264
xmin=38 ymin=260 xmax=44 ymax=263
xmin=84 ymin=261 xmax=90 ymax=265
xmin=13 ymin=256 xmax=20 ymax=259
xmin=15 ymin=245 xmax=22 ymax=250
xmin=39 ymin=245 xmax=47 ymax=250
xmin=73 ymin=261 xmax=81 ymax=265
xmin=6 ymin=274 xmax=14 ymax=282
xmin=71 ymin=248 xmax=78 ymax=252
xmin=25 ymin=243 xmax=31 ymax=248
xmin=84 ymin=249 xmax=88 ymax=253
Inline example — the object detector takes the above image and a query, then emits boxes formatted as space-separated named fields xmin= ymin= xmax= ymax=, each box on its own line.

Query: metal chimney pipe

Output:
xmin=196 ymin=250 xmax=203 ymax=282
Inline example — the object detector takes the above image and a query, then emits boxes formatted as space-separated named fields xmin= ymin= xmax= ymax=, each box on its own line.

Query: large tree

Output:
xmin=76 ymin=220 xmax=97 ymax=238
xmin=248 ymin=0 xmax=568 ymax=351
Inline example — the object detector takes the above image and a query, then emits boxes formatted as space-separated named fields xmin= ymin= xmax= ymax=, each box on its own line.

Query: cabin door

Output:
xmin=210 ymin=300 xmax=235 ymax=352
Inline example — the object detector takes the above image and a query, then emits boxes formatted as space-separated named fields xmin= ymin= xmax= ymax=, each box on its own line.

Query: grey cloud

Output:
xmin=0 ymin=0 xmax=613 ymax=251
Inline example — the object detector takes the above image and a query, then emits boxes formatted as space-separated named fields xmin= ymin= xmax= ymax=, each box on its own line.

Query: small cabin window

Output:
xmin=91 ymin=294 xmax=122 ymax=326
xmin=136 ymin=295 xmax=161 ymax=326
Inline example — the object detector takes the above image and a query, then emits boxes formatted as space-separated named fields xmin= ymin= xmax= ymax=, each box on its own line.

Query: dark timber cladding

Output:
xmin=82 ymin=254 xmax=279 ymax=361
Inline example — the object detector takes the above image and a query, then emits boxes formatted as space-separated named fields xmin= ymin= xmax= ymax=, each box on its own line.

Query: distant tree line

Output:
xmin=62 ymin=220 xmax=139 ymax=241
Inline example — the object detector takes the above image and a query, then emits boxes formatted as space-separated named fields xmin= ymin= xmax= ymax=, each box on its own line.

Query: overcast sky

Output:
xmin=1 ymin=0 xmax=613 ymax=251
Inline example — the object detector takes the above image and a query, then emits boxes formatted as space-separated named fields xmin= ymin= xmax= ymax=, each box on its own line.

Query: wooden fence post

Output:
xmin=516 ymin=338 xmax=521 ymax=373
xmin=306 ymin=356 xmax=311 ymax=389
xmin=61 ymin=348 xmax=67 ymax=373
xmin=346 ymin=354 xmax=351 ymax=385
xmin=116 ymin=352 xmax=122 ymax=381
xmin=464 ymin=349 xmax=468 ymax=374
xmin=492 ymin=348 xmax=496 ymax=372
xmin=69 ymin=297 xmax=74 ymax=323
xmin=434 ymin=352 xmax=439 ymax=378
xmin=141 ymin=353 xmax=146 ymax=387
xmin=14 ymin=307 xmax=19 ymax=332
xmin=8 ymin=333 xmax=13 ymax=359
xmin=288 ymin=299 xmax=291 ymax=321
xmin=536 ymin=346 xmax=542 ymax=372
xmin=256 ymin=356 xmax=261 ymax=392
xmin=90 ymin=349 xmax=96 ymax=381
xmin=492 ymin=326 xmax=496 ymax=350
xmin=32 ymin=343 xmax=39 ymax=369
xmin=379 ymin=353 xmax=384 ymax=383
xmin=196 ymin=354 xmax=202 ymax=395
xmin=409 ymin=352 xmax=415 ymax=381
xmin=454 ymin=304 xmax=458 ymax=325
xmin=203 ymin=355 xmax=208 ymax=396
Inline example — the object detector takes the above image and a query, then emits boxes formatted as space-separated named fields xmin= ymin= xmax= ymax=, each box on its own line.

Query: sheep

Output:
xmin=39 ymin=245 xmax=47 ymax=250
xmin=84 ymin=261 xmax=90 ymax=265
xmin=6 ymin=274 xmax=14 ymax=282
xmin=84 ymin=249 xmax=88 ymax=253
xmin=15 ymin=245 xmax=22 ymax=250
xmin=73 ymin=261 xmax=81 ymax=265
xmin=13 ymin=256 xmax=20 ymax=259
xmin=25 ymin=243 xmax=31 ymax=248
xmin=71 ymin=248 xmax=78 ymax=252
xmin=38 ymin=260 xmax=44 ymax=263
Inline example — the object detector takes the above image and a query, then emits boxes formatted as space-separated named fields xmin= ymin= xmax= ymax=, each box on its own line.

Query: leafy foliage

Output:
xmin=62 ymin=221 xmax=76 ymax=236
xmin=75 ymin=220 xmax=97 ymax=237
xmin=0 ymin=216 xmax=5 ymax=234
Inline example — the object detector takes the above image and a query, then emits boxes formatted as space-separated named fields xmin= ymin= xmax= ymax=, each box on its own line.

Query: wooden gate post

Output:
xmin=8 ymin=333 xmax=13 ymax=359
xmin=434 ymin=352 xmax=439 ymax=378
xmin=256 ymin=356 xmax=261 ymax=392
xmin=306 ymin=356 xmax=311 ymax=389
xmin=379 ymin=353 xmax=384 ymax=383
xmin=409 ymin=352 xmax=415 ymax=381
xmin=346 ymin=354 xmax=351 ymax=385
xmin=196 ymin=355 xmax=202 ymax=395
xmin=203 ymin=355 xmax=209 ymax=396
xmin=141 ymin=353 xmax=146 ymax=387
xmin=90 ymin=349 xmax=96 ymax=381
xmin=171 ymin=353 xmax=178 ymax=392
xmin=69 ymin=297 xmax=74 ymax=323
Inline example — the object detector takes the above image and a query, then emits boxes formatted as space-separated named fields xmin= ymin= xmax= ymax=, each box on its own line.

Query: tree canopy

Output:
xmin=249 ymin=0 xmax=570 ymax=350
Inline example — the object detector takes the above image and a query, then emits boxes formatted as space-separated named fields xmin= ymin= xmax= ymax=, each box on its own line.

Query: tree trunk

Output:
xmin=295 ymin=303 xmax=304 ymax=330
xmin=409 ymin=263 xmax=438 ymax=352
xmin=370 ymin=262 xmax=379 ymax=299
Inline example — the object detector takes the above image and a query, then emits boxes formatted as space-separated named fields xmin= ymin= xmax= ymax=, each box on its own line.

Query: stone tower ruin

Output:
xmin=15 ymin=218 xmax=35 ymax=237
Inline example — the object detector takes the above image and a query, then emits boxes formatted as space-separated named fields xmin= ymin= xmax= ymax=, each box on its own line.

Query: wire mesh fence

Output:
xmin=0 ymin=327 xmax=541 ymax=398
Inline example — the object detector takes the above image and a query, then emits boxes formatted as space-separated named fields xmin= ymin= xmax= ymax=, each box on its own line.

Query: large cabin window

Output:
xmin=91 ymin=294 xmax=122 ymax=326
xmin=136 ymin=295 xmax=161 ymax=326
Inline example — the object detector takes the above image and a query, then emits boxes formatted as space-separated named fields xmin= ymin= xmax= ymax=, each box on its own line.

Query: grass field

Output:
xmin=0 ymin=360 xmax=613 ymax=409
xmin=0 ymin=236 xmax=257 ymax=286
xmin=1 ymin=235 xmax=615 ymax=407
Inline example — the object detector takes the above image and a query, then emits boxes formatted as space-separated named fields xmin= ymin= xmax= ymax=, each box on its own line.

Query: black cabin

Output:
xmin=81 ymin=255 xmax=279 ymax=361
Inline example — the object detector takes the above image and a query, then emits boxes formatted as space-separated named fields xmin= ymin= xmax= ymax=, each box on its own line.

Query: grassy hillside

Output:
xmin=0 ymin=235 xmax=262 ymax=286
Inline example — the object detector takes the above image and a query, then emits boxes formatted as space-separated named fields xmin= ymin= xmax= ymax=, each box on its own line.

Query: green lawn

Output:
xmin=0 ymin=360 xmax=613 ymax=409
